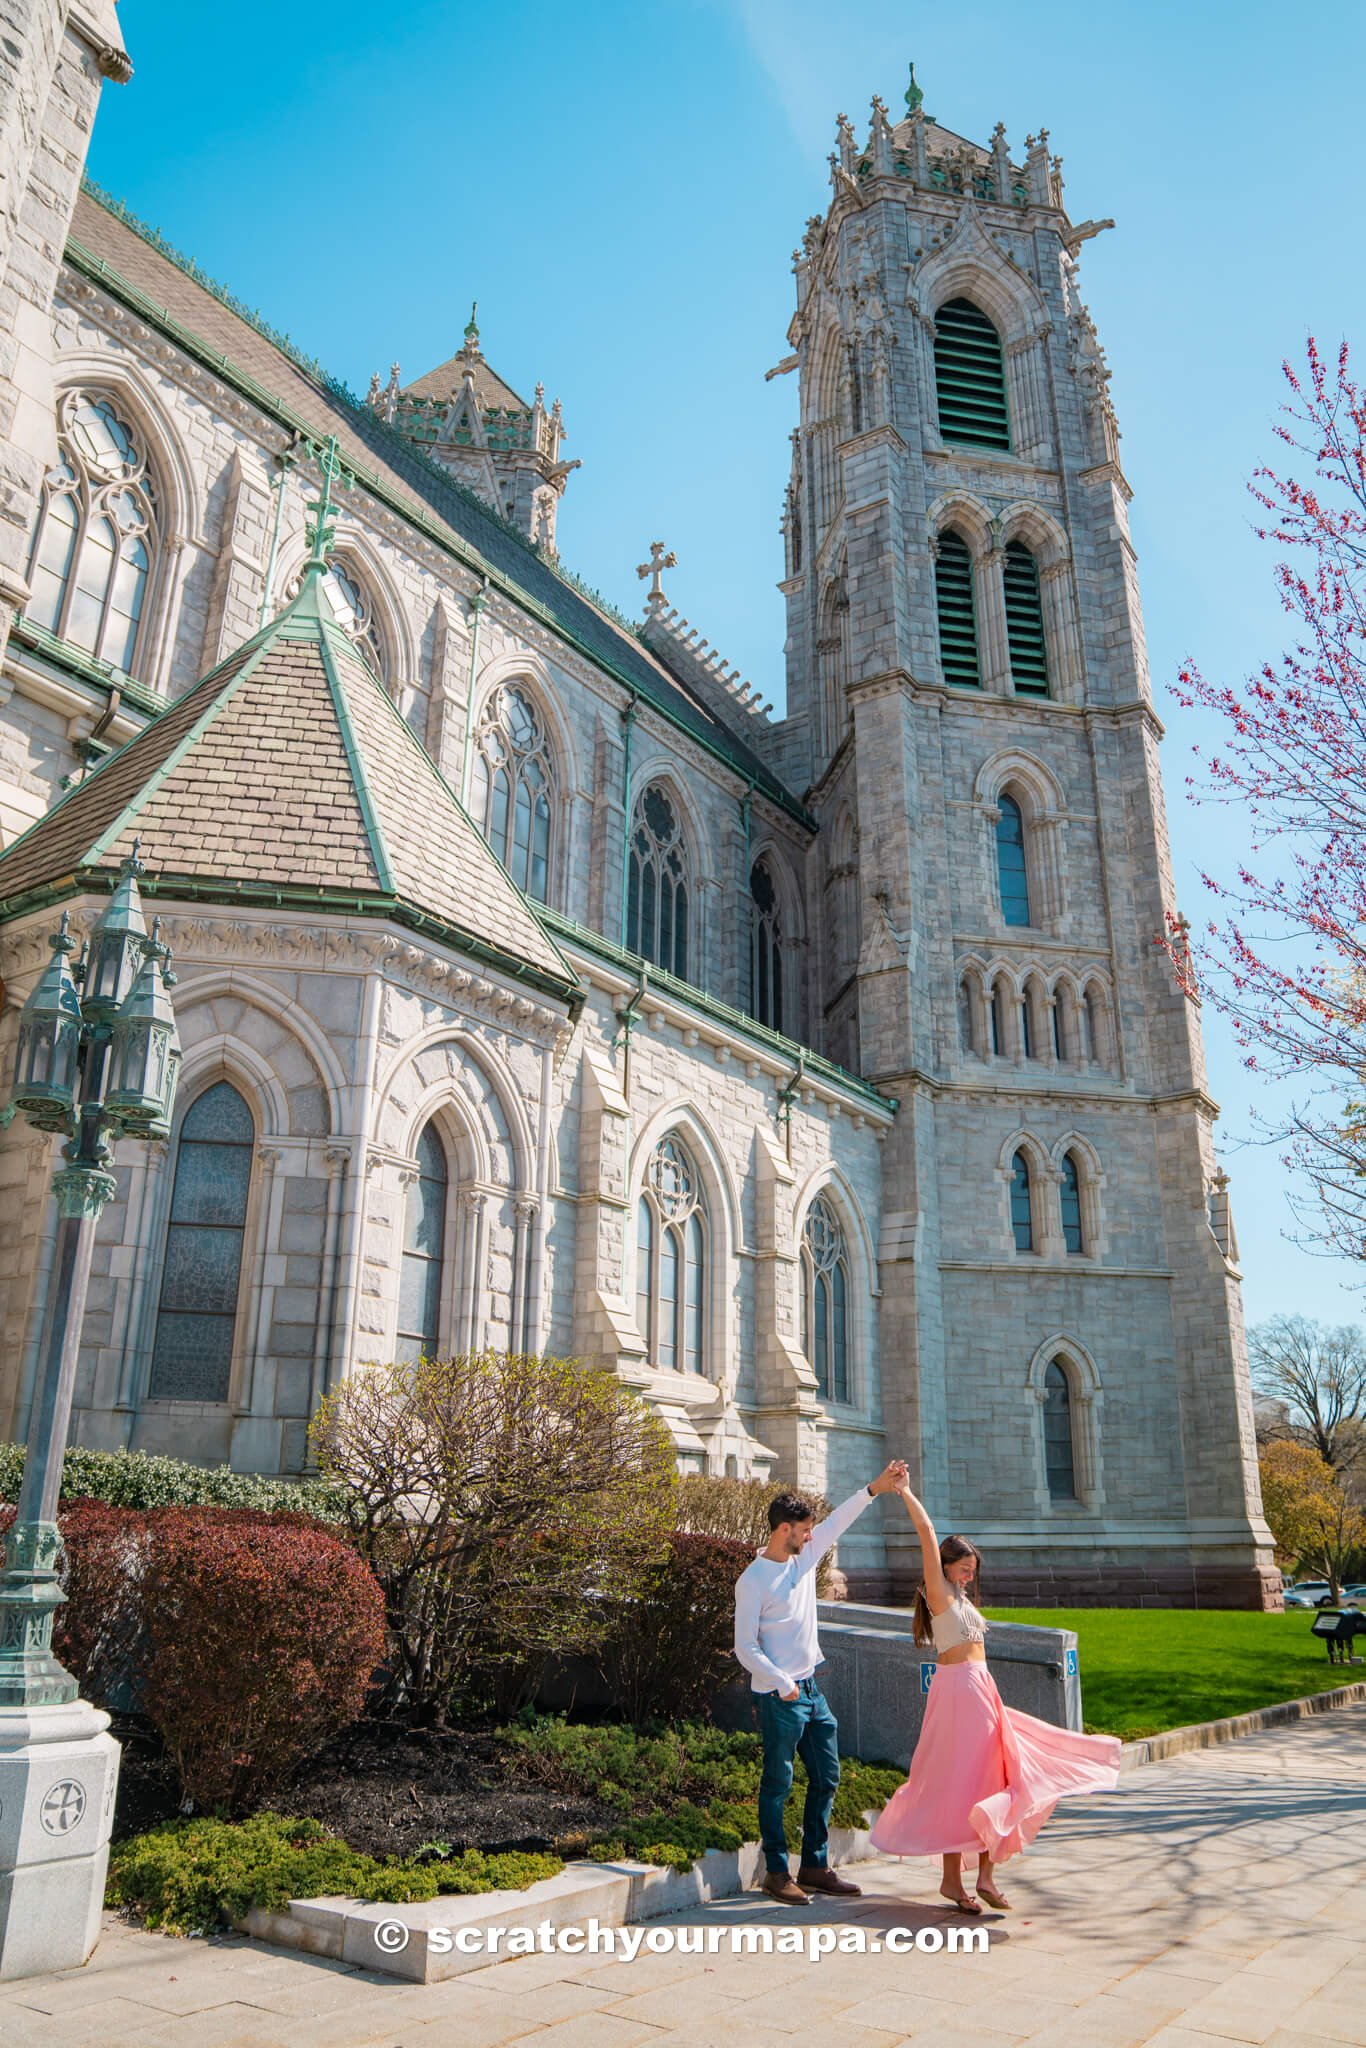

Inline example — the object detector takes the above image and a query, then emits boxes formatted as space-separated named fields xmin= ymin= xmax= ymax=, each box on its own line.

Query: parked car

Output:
xmin=1283 ymin=1580 xmax=1331 ymax=1607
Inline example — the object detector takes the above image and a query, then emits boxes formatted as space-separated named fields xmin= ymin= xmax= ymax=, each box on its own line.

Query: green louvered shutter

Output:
xmin=935 ymin=531 xmax=980 ymax=687
xmin=1004 ymin=542 xmax=1049 ymax=695
xmin=934 ymin=299 xmax=1010 ymax=450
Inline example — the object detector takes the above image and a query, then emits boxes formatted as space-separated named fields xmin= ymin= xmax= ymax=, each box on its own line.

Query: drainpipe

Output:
xmin=458 ymin=577 xmax=490 ymax=809
xmin=258 ymin=439 xmax=298 ymax=629
xmin=618 ymin=696 xmax=637 ymax=950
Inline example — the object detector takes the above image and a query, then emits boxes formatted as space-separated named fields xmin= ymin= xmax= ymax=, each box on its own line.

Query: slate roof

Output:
xmin=67 ymin=187 xmax=808 ymax=826
xmin=402 ymin=339 xmax=528 ymax=412
xmin=0 ymin=569 xmax=579 ymax=1004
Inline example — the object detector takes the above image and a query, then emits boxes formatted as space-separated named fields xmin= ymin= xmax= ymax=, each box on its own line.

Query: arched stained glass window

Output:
xmin=1060 ymin=1151 xmax=1085 ymax=1255
xmin=149 ymin=1081 xmax=254 ymax=1402
xmin=933 ymin=299 xmax=1009 ymax=450
xmin=474 ymin=684 xmax=555 ymax=902
xmin=935 ymin=530 xmax=980 ymax=687
xmin=396 ymin=1124 xmax=449 ymax=1364
xmin=995 ymin=793 xmax=1031 ymax=927
xmin=1004 ymin=542 xmax=1049 ymax=696
xmin=801 ymin=1196 xmax=850 ymax=1403
xmin=991 ymin=980 xmax=1007 ymax=1056
xmin=1043 ymin=1360 xmax=1077 ymax=1499
xmin=26 ymin=391 xmax=156 ymax=672
xmin=637 ymin=1136 xmax=707 ymax=1373
xmin=628 ymin=784 xmax=689 ymax=979
xmin=750 ymin=859 xmax=784 ymax=1032
xmin=1010 ymin=1150 xmax=1034 ymax=1253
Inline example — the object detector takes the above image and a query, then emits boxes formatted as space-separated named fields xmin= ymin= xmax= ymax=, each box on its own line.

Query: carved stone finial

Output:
xmin=904 ymin=60 xmax=924 ymax=116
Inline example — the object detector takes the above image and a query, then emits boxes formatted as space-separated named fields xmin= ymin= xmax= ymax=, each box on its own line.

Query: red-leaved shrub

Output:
xmin=134 ymin=1508 xmax=385 ymax=1813
xmin=596 ymin=1532 xmax=753 ymax=1723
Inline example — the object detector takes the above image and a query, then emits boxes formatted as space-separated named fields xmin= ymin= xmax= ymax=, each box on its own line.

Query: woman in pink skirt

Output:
xmin=868 ymin=1483 xmax=1121 ymax=1913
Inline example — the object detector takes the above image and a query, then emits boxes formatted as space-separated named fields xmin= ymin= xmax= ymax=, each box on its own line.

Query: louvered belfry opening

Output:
xmin=933 ymin=298 xmax=1010 ymax=450
xmin=934 ymin=530 xmax=980 ymax=687
xmin=1003 ymin=541 xmax=1050 ymax=695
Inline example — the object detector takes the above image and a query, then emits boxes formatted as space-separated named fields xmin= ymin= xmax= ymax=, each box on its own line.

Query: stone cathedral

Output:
xmin=0 ymin=15 xmax=1276 ymax=1604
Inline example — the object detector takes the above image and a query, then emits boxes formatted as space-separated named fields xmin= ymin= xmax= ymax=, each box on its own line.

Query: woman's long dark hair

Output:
xmin=912 ymin=1534 xmax=983 ymax=1645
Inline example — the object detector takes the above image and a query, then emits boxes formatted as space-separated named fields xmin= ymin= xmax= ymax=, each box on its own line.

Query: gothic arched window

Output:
xmin=801 ymin=1196 xmax=850 ymax=1403
xmin=750 ymin=858 xmax=784 ymax=1033
xmin=396 ymin=1123 xmax=449 ymax=1364
xmin=1060 ymin=1151 xmax=1085 ymax=1255
xmin=149 ymin=1081 xmax=254 ymax=1402
xmin=627 ymin=783 xmax=689 ymax=979
xmin=1004 ymin=542 xmax=1049 ymax=696
xmin=319 ymin=560 xmax=388 ymax=683
xmin=636 ymin=1136 xmax=707 ymax=1373
xmin=1010 ymin=1150 xmax=1034 ymax=1253
xmin=995 ymin=793 xmax=1032 ymax=927
xmin=935 ymin=530 xmax=980 ymax=687
xmin=933 ymin=299 xmax=1009 ymax=451
xmin=474 ymin=683 xmax=555 ymax=902
xmin=26 ymin=390 xmax=156 ymax=671
xmin=1043 ymin=1359 xmax=1077 ymax=1499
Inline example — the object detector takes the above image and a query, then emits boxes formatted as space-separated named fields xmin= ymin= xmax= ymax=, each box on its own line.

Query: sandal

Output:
xmin=975 ymin=1882 xmax=1012 ymax=1911
xmin=938 ymin=1886 xmax=985 ymax=1914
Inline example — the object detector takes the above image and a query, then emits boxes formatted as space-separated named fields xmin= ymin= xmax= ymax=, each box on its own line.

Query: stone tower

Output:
xmin=366 ymin=307 xmax=577 ymax=551
xmin=776 ymin=72 xmax=1277 ymax=1603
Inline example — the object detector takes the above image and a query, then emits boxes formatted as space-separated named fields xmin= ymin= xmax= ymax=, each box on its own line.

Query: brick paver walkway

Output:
xmin=3 ymin=1705 xmax=1362 ymax=2048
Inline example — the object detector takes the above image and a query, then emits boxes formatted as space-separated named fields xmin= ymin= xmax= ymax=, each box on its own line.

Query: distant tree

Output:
xmin=1249 ymin=1315 xmax=1366 ymax=1478
xmin=1165 ymin=340 xmax=1366 ymax=1265
xmin=1258 ymin=1441 xmax=1366 ymax=1600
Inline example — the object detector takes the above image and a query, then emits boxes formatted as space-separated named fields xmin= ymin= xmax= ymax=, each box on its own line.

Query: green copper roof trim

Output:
xmin=7 ymin=614 xmax=165 ymax=717
xmin=539 ymin=906 xmax=896 ymax=1116
xmin=65 ymin=193 xmax=813 ymax=831
xmin=0 ymin=868 xmax=583 ymax=1013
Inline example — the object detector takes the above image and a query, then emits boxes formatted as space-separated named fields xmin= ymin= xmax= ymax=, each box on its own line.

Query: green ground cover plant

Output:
xmin=500 ymin=1717 xmax=903 ymax=1873
xmin=106 ymin=1814 xmax=563 ymax=1935
xmin=0 ymin=1442 xmax=347 ymax=1520
xmin=987 ymin=1607 xmax=1351 ymax=1739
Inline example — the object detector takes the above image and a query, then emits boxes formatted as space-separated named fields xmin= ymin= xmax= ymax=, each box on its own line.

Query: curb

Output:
xmin=1118 ymin=1679 xmax=1366 ymax=1771
xmin=235 ymin=1822 xmax=881 ymax=1984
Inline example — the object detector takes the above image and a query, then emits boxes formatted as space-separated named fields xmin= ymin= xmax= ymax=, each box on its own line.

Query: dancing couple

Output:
xmin=732 ymin=1461 xmax=1121 ymax=1909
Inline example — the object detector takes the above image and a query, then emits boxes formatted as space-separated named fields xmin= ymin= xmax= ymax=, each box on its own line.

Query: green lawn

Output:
xmin=983 ymin=1606 xmax=1354 ymax=1740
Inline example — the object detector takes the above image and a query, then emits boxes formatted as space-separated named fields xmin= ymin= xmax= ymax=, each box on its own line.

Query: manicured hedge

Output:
xmin=0 ymin=1442 xmax=348 ymax=1520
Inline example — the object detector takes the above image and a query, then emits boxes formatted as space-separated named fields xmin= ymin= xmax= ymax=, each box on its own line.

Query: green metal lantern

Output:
xmin=82 ymin=845 xmax=148 ymax=1018
xmin=10 ymin=916 xmax=82 ymax=1128
xmin=105 ymin=926 xmax=181 ymax=1135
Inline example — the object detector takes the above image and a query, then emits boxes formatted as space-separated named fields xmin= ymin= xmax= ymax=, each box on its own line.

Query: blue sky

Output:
xmin=92 ymin=1 xmax=1366 ymax=1327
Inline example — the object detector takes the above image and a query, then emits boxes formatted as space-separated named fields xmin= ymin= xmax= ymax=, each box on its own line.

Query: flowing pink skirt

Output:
xmin=868 ymin=1659 xmax=1122 ymax=1864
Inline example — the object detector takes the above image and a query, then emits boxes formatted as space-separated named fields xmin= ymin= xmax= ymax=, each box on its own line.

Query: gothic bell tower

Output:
xmin=773 ymin=66 xmax=1277 ymax=1606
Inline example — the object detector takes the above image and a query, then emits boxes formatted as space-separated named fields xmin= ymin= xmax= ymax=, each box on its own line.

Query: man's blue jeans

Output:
xmin=756 ymin=1677 xmax=841 ymax=1874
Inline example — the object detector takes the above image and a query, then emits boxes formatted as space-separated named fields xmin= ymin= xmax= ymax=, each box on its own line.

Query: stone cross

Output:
xmin=636 ymin=541 xmax=677 ymax=609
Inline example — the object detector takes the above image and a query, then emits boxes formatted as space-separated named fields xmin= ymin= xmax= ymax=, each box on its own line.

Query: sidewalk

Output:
xmin=2 ymin=1703 xmax=1361 ymax=2048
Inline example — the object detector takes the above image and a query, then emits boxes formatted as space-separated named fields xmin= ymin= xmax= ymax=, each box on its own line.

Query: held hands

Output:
xmin=868 ymin=1458 xmax=910 ymax=1496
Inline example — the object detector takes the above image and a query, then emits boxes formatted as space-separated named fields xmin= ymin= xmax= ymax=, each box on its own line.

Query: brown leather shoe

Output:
xmin=762 ymin=1871 xmax=810 ymax=1904
xmin=797 ymin=1865 xmax=863 ymax=1896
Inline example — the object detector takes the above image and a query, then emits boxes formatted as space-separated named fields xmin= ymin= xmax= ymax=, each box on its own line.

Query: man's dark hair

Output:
xmin=768 ymin=1490 xmax=815 ymax=1530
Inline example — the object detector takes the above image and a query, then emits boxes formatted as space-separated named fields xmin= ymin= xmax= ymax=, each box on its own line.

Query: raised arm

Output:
xmin=896 ymin=1484 xmax=952 ymax=1615
xmin=797 ymin=1459 xmax=909 ymax=1578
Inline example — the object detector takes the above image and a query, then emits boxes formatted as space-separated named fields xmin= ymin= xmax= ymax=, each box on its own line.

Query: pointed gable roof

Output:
xmin=0 ymin=575 xmax=579 ymax=1006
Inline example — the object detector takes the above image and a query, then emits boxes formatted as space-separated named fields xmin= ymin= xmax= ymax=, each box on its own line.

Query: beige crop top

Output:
xmin=929 ymin=1594 xmax=989 ymax=1652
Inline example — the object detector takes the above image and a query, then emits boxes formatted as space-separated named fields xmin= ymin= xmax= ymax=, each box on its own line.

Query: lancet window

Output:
xmin=801 ymin=1196 xmax=850 ymax=1403
xmin=149 ymin=1082 xmax=254 ymax=1403
xmin=636 ymin=1136 xmax=707 ymax=1374
xmin=474 ymin=683 xmax=555 ymax=902
xmin=396 ymin=1123 xmax=449 ymax=1364
xmin=26 ymin=390 xmax=157 ymax=672
xmin=627 ymin=783 xmax=689 ymax=979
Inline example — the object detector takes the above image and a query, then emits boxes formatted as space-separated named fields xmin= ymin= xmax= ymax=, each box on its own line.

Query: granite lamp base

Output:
xmin=0 ymin=1699 xmax=120 ymax=1980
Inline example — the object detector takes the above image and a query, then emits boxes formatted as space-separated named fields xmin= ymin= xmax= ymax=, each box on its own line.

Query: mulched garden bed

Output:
xmin=110 ymin=1715 xmax=621 ymax=1862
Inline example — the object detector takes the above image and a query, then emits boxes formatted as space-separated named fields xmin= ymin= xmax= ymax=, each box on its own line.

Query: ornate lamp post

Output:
xmin=0 ymin=841 xmax=180 ymax=1978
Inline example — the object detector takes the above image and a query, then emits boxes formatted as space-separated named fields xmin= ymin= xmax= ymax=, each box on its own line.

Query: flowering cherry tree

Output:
xmin=1171 ymin=339 xmax=1366 ymax=1266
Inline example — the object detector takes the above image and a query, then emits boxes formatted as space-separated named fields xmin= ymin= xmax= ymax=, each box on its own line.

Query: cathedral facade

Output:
xmin=0 ymin=11 xmax=1277 ymax=1603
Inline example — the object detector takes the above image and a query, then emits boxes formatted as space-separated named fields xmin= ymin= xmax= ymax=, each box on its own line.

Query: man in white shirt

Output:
xmin=734 ymin=1461 xmax=907 ymax=1904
